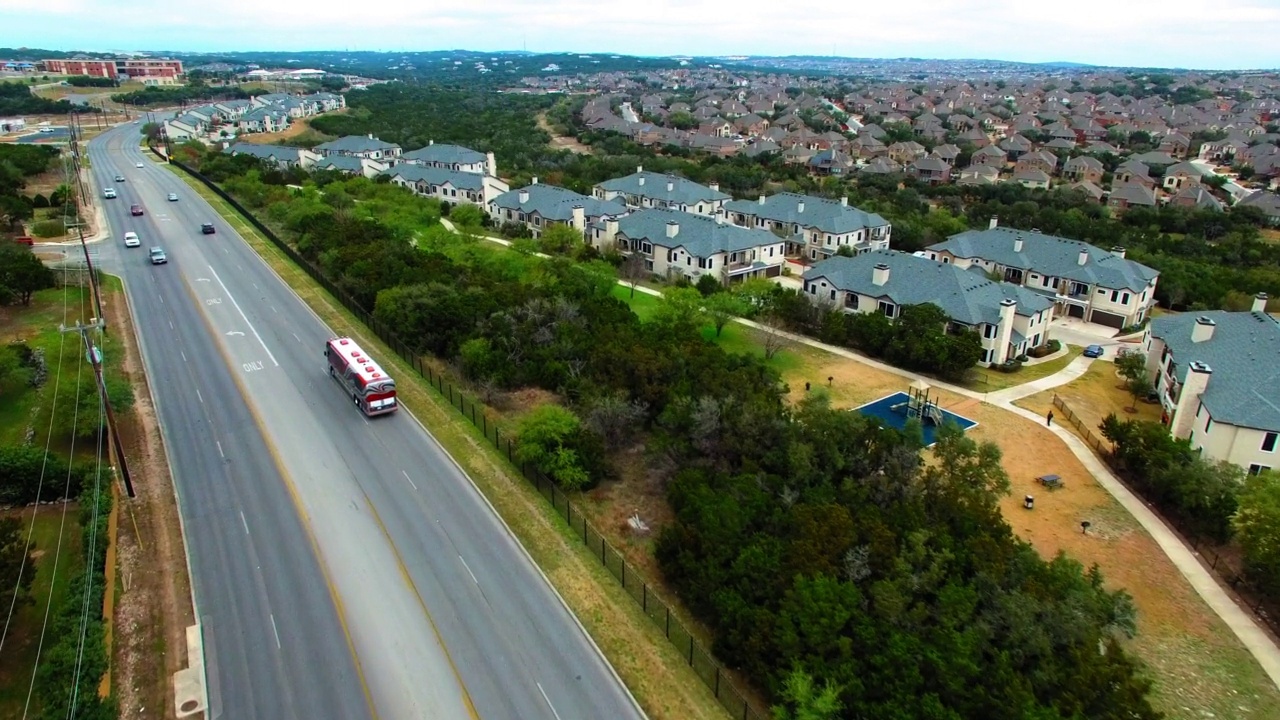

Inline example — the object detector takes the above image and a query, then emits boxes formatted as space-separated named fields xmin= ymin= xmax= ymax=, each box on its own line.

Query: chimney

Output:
xmin=798 ymin=201 xmax=806 ymax=213
xmin=989 ymin=216 xmax=998 ymax=229
xmin=994 ymin=298 xmax=1018 ymax=364
xmin=1253 ymin=292 xmax=1269 ymax=313
xmin=1077 ymin=248 xmax=1089 ymax=266
xmin=518 ymin=189 xmax=529 ymax=204
xmin=1111 ymin=246 xmax=1126 ymax=259
xmin=1013 ymin=236 xmax=1023 ymax=253
xmin=485 ymin=151 xmax=496 ymax=177
xmin=429 ymin=139 xmax=434 ymax=145
xmin=639 ymin=176 xmax=645 ymax=186
xmin=1191 ymin=316 xmax=1216 ymax=343
xmin=636 ymin=165 xmax=643 ymax=174
xmin=840 ymin=196 xmax=848 ymax=207
xmin=708 ymin=181 xmax=719 ymax=192
xmin=872 ymin=263 xmax=890 ymax=286
xmin=604 ymin=217 xmax=620 ymax=241
xmin=531 ymin=176 xmax=539 ymax=184
xmin=666 ymin=221 xmax=679 ymax=238
xmin=758 ymin=194 xmax=766 ymax=205
xmin=1172 ymin=362 xmax=1213 ymax=440
xmin=572 ymin=205 xmax=585 ymax=230
xmin=667 ymin=180 xmax=674 ymax=192
xmin=367 ymin=133 xmax=373 ymax=139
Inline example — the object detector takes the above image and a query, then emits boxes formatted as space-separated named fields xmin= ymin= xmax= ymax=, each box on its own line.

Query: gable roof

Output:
xmin=490 ymin=183 xmax=626 ymax=222
xmin=1151 ymin=311 xmax=1280 ymax=432
xmin=315 ymin=135 xmax=400 ymax=154
xmin=401 ymin=143 xmax=487 ymax=166
xmin=607 ymin=208 xmax=782 ymax=258
xmin=929 ymin=226 xmax=1158 ymax=292
xmin=224 ymin=142 xmax=300 ymax=163
xmin=595 ymin=171 xmax=731 ymax=206
xmin=722 ymin=192 xmax=889 ymax=235
xmin=803 ymin=249 xmax=1054 ymax=326
xmin=382 ymin=165 xmax=483 ymax=191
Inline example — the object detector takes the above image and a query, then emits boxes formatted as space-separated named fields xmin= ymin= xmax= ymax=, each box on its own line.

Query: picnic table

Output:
xmin=1037 ymin=474 xmax=1063 ymax=490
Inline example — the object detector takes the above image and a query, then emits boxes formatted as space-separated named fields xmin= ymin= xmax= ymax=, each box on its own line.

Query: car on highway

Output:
xmin=1083 ymin=344 xmax=1105 ymax=358
xmin=114 ymin=174 xmax=125 ymax=182
xmin=148 ymin=247 xmax=167 ymax=265
xmin=168 ymin=192 xmax=179 ymax=202
xmin=123 ymin=231 xmax=140 ymax=248
xmin=130 ymin=204 xmax=144 ymax=216
xmin=103 ymin=188 xmax=116 ymax=199
xmin=135 ymin=162 xmax=145 ymax=168
xmin=201 ymin=222 xmax=216 ymax=235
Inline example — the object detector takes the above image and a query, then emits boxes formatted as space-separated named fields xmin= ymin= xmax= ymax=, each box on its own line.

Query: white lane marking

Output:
xmin=195 ymin=388 xmax=204 ymax=404
xmin=216 ymin=441 xmax=224 ymax=458
xmin=226 ymin=330 xmax=245 ymax=337
xmin=196 ymin=278 xmax=210 ymax=283
xmin=208 ymin=265 xmax=278 ymax=367
xmin=269 ymin=614 xmax=281 ymax=649
xmin=252 ymin=282 xmax=257 ymax=289
xmin=291 ymin=333 xmax=300 ymax=343
xmin=180 ymin=350 xmax=187 ymax=362
xmin=458 ymin=556 xmax=479 ymax=586
xmin=158 ymin=294 xmax=164 ymax=304
xmin=537 ymin=683 xmax=563 ymax=720
xmin=401 ymin=470 xmax=418 ymax=491
xmin=223 ymin=247 xmax=229 ymax=255
xmin=272 ymin=306 xmax=278 ymax=314
xmin=240 ymin=511 xmax=250 ymax=535
xmin=169 ymin=321 xmax=174 ymax=330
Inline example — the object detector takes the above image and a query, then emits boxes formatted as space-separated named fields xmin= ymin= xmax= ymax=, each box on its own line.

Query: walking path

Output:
xmin=439 ymin=217 xmax=1280 ymax=687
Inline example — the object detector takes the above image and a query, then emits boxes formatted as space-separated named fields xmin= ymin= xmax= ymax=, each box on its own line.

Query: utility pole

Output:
xmin=62 ymin=321 xmax=134 ymax=497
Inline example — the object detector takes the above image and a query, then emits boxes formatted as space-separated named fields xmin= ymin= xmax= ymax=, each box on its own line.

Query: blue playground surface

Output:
xmin=856 ymin=391 xmax=979 ymax=446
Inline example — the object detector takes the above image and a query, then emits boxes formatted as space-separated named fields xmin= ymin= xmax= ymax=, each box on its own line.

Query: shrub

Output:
xmin=30 ymin=219 xmax=64 ymax=237
xmin=513 ymin=404 xmax=605 ymax=491
xmin=31 ymin=194 xmax=49 ymax=209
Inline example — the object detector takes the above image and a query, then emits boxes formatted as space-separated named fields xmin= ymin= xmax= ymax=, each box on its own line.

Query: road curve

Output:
xmin=91 ymin=122 xmax=647 ymax=720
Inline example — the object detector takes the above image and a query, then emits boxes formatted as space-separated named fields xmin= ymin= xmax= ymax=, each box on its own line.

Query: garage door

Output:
xmin=1090 ymin=309 xmax=1126 ymax=329
xmin=1066 ymin=304 xmax=1086 ymax=319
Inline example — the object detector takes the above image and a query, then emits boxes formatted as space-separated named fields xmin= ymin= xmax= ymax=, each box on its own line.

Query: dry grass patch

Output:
xmin=1015 ymin=361 xmax=1163 ymax=445
xmin=168 ymin=165 xmax=729 ymax=720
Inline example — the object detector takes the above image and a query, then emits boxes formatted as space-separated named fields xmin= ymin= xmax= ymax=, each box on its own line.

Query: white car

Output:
xmin=103 ymin=188 xmax=117 ymax=199
xmin=123 ymin=231 xmax=140 ymax=248
xmin=135 ymin=162 xmax=145 ymax=168
xmin=167 ymin=192 xmax=179 ymax=202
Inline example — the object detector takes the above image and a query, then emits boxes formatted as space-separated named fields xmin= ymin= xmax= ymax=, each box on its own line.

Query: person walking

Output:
xmin=1047 ymin=410 xmax=1054 ymax=427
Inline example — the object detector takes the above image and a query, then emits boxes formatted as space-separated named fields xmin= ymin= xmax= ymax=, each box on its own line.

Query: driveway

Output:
xmin=1049 ymin=318 xmax=1136 ymax=361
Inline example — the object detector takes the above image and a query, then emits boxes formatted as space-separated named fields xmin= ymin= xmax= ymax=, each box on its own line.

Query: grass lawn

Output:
xmin=0 ymin=506 xmax=84 ymax=717
xmin=1014 ymin=360 xmax=1164 ymax=445
xmin=962 ymin=345 xmax=1084 ymax=392
xmin=166 ymin=163 xmax=732 ymax=720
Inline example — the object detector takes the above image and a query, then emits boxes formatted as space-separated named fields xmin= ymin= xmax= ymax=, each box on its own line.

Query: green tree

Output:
xmin=0 ymin=344 xmax=30 ymax=395
xmin=1114 ymin=349 xmax=1151 ymax=412
xmin=537 ymin=223 xmax=583 ymax=256
xmin=0 ymin=243 xmax=55 ymax=306
xmin=0 ymin=516 xmax=34 ymax=618
xmin=1234 ymin=472 xmax=1280 ymax=595
xmin=704 ymin=292 xmax=747 ymax=337
xmin=654 ymin=286 xmax=707 ymax=333
xmin=772 ymin=667 xmax=843 ymax=720
xmin=514 ymin=405 xmax=595 ymax=490
xmin=448 ymin=202 xmax=485 ymax=229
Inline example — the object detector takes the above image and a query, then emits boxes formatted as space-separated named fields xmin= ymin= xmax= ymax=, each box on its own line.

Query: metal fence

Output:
xmin=159 ymin=149 xmax=768 ymax=720
xmin=1050 ymin=395 xmax=1113 ymax=456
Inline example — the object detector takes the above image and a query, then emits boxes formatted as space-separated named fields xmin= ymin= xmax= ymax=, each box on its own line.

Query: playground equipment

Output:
xmin=890 ymin=379 xmax=946 ymax=426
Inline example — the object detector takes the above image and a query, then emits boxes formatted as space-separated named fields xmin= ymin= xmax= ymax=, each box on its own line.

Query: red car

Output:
xmin=130 ymin=204 xmax=144 ymax=216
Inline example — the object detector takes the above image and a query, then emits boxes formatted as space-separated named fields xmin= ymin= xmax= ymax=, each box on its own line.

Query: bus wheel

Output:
xmin=353 ymin=394 xmax=359 ymax=406
xmin=328 ymin=365 xmax=335 ymax=377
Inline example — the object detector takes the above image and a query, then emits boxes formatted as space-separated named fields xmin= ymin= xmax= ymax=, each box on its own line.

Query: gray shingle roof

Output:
xmin=595 ymin=171 xmax=730 ymax=206
xmin=606 ymin=208 xmax=781 ymax=258
xmin=382 ymin=165 xmax=483 ymax=191
xmin=311 ymin=155 xmax=366 ymax=173
xmin=315 ymin=135 xmax=400 ymax=154
xmin=225 ymin=142 xmax=300 ymax=163
xmin=401 ymin=143 xmax=486 ymax=166
xmin=803 ymin=249 xmax=1054 ymax=326
xmin=1152 ymin=311 xmax=1280 ymax=431
xmin=491 ymin=184 xmax=626 ymax=222
xmin=929 ymin=227 xmax=1158 ymax=292
xmin=723 ymin=192 xmax=889 ymax=235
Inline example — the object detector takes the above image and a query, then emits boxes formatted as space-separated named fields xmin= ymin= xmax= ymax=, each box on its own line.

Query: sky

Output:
xmin=2 ymin=0 xmax=1279 ymax=70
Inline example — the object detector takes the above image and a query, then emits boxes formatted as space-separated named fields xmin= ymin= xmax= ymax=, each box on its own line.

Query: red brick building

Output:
xmin=42 ymin=58 xmax=184 ymax=84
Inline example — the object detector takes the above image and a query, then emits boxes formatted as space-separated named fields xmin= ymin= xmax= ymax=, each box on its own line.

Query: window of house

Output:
xmin=845 ymin=293 xmax=858 ymax=309
xmin=668 ymin=250 xmax=676 ymax=262
xmin=1264 ymin=432 xmax=1278 ymax=453
xmin=1111 ymin=290 xmax=1120 ymax=302
xmin=879 ymin=301 xmax=895 ymax=318
xmin=641 ymin=243 xmax=652 ymax=254
xmin=534 ymin=217 xmax=542 ymax=227
xmin=1250 ymin=464 xmax=1271 ymax=476
xmin=644 ymin=259 xmax=653 ymax=271
xmin=830 ymin=289 xmax=837 ymax=300
xmin=808 ymin=284 xmax=817 ymax=295
xmin=983 ymin=324 xmax=995 ymax=339
xmin=1205 ymin=416 xmax=1213 ymax=433
xmin=1121 ymin=292 xmax=1130 ymax=304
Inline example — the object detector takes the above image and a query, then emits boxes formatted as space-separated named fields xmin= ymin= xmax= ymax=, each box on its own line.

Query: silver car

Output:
xmin=148 ymin=247 xmax=168 ymax=265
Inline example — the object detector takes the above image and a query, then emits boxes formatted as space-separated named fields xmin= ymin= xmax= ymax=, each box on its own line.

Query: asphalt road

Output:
xmin=87 ymin=128 xmax=372 ymax=719
xmin=89 ymin=123 xmax=647 ymax=720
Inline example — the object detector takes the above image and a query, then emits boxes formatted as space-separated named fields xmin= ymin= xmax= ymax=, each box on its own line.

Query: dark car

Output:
xmin=114 ymin=174 xmax=126 ymax=182
xmin=130 ymin=204 xmax=144 ymax=216
xmin=200 ymin=222 xmax=215 ymax=235
xmin=1083 ymin=344 xmax=1105 ymax=358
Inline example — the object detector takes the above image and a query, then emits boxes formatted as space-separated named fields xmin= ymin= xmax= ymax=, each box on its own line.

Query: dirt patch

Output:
xmin=104 ymin=282 xmax=195 ymax=720
xmin=238 ymin=114 xmax=335 ymax=145
xmin=537 ymin=113 xmax=593 ymax=155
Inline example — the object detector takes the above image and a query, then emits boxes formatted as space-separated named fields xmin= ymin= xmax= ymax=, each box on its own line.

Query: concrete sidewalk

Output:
xmin=986 ymin=355 xmax=1095 ymax=404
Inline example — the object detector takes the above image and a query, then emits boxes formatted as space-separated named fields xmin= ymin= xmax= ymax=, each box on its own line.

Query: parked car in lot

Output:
xmin=1083 ymin=344 xmax=1105 ymax=358
xmin=114 ymin=175 xmax=125 ymax=182
xmin=130 ymin=204 xmax=144 ymax=216
xmin=103 ymin=188 xmax=116 ymax=199
xmin=149 ymin=247 xmax=167 ymax=265
xmin=123 ymin=231 xmax=140 ymax=248
xmin=168 ymin=192 xmax=179 ymax=202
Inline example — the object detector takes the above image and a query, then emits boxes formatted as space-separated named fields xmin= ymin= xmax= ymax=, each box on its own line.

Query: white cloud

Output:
xmin=3 ymin=0 xmax=1278 ymax=69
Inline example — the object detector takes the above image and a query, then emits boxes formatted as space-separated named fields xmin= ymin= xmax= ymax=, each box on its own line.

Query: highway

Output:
xmin=88 ymin=122 xmax=646 ymax=720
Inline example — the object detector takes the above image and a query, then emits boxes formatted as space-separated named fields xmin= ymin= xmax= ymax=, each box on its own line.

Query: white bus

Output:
xmin=324 ymin=337 xmax=397 ymax=416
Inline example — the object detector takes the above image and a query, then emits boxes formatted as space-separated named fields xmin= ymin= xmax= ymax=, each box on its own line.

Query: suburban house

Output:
xmin=314 ymin=134 xmax=403 ymax=164
xmin=801 ymin=249 xmax=1056 ymax=366
xmin=224 ymin=142 xmax=303 ymax=168
xmin=1108 ymin=184 xmax=1159 ymax=213
xmin=1238 ymin=191 xmax=1280 ymax=226
xmin=592 ymin=168 xmax=731 ymax=217
xmin=400 ymin=141 xmax=497 ymax=176
xmin=488 ymin=182 xmax=627 ymax=238
xmin=925 ymin=222 xmax=1159 ymax=330
xmin=381 ymin=165 xmax=509 ymax=206
xmin=590 ymin=208 xmax=786 ymax=284
xmin=237 ymin=106 xmax=290 ymax=135
xmin=721 ymin=192 xmax=892 ymax=261
xmin=1062 ymin=155 xmax=1104 ymax=184
xmin=907 ymin=157 xmax=952 ymax=184
xmin=1143 ymin=297 xmax=1280 ymax=473
xmin=305 ymin=153 xmax=387 ymax=178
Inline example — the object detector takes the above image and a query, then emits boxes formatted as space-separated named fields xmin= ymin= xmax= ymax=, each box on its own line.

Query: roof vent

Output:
xmin=365 ymin=365 xmax=375 ymax=373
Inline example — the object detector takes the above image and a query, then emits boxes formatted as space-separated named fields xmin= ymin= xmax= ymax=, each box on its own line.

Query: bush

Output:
xmin=994 ymin=359 xmax=1023 ymax=373
xmin=513 ymin=404 xmax=605 ymax=491
xmin=30 ymin=193 xmax=49 ymax=209
xmin=30 ymin=219 xmax=64 ymax=237
xmin=0 ymin=444 xmax=91 ymax=504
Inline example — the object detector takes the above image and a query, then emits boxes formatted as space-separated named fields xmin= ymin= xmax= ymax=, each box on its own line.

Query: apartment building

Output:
xmin=591 ymin=208 xmax=786 ymax=284
xmin=592 ymin=167 xmax=731 ymax=217
xmin=721 ymin=192 xmax=891 ymax=261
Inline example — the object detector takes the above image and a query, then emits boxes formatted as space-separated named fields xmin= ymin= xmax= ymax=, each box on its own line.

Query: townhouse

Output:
xmin=590 ymin=208 xmax=786 ymax=284
xmin=801 ymin=250 xmax=1055 ymax=366
xmin=224 ymin=142 xmax=304 ymax=168
xmin=381 ymin=165 xmax=509 ymax=206
xmin=401 ymin=141 xmax=497 ymax=176
xmin=488 ymin=181 xmax=627 ymax=238
xmin=1143 ymin=296 xmax=1280 ymax=473
xmin=925 ymin=222 xmax=1159 ymax=330
xmin=592 ymin=168 xmax=731 ymax=217
xmin=314 ymin=134 xmax=403 ymax=164
xmin=722 ymin=192 xmax=892 ymax=261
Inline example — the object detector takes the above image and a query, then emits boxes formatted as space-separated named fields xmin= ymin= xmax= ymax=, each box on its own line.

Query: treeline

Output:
xmin=110 ymin=84 xmax=258 ymax=107
xmin=0 ymin=144 xmax=61 ymax=235
xmin=199 ymin=150 xmax=1162 ymax=718
xmin=65 ymin=75 xmax=117 ymax=88
xmin=0 ymin=83 xmax=93 ymax=116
